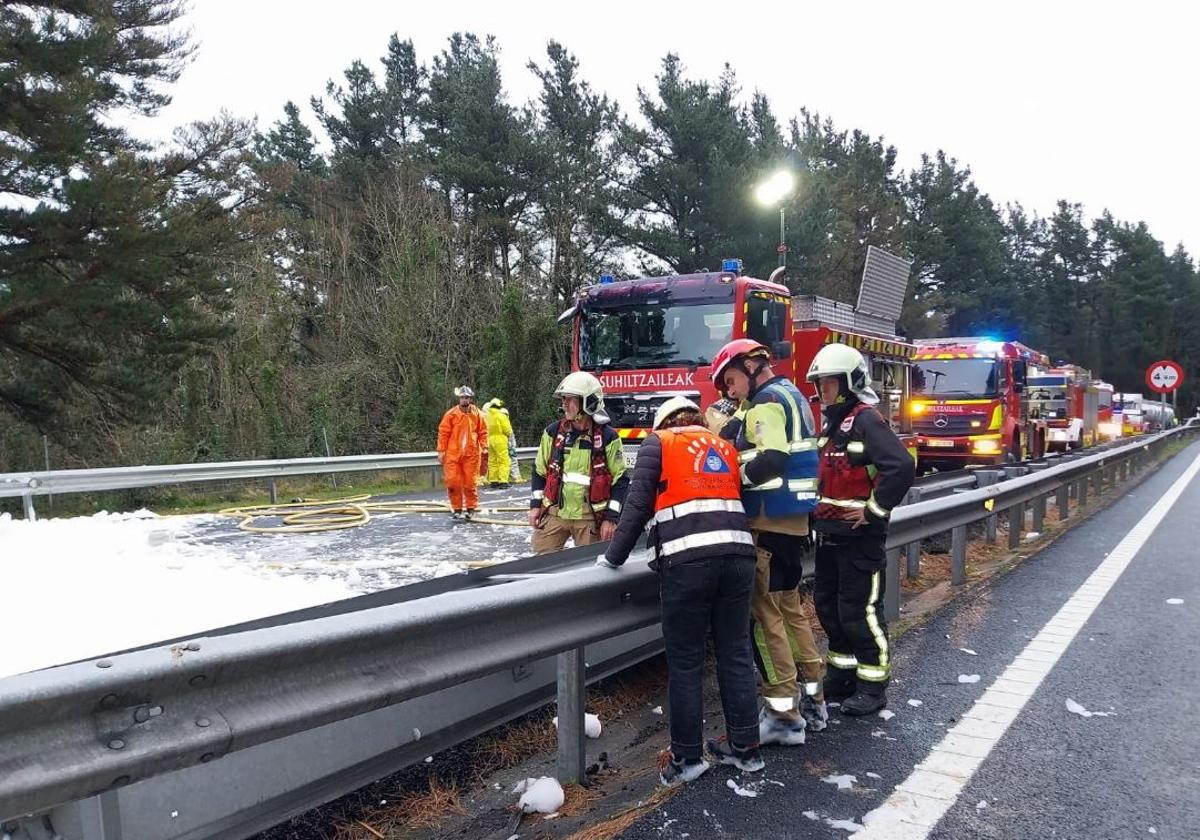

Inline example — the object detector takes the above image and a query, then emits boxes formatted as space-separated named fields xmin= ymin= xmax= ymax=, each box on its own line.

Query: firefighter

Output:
xmin=597 ymin=396 xmax=763 ymax=786
xmin=437 ymin=386 xmax=489 ymax=520
xmin=528 ymin=372 xmax=629 ymax=553
xmin=710 ymin=338 xmax=827 ymax=745
xmin=806 ymin=343 xmax=914 ymax=715
xmin=482 ymin=398 xmax=514 ymax=488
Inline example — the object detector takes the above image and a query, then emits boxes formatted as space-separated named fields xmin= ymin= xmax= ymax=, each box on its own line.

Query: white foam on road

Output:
xmin=852 ymin=449 xmax=1200 ymax=839
xmin=0 ymin=511 xmax=356 ymax=678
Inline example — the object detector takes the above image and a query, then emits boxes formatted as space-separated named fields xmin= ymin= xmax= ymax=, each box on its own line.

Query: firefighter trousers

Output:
xmin=751 ymin=530 xmax=825 ymax=722
xmin=531 ymin=509 xmax=598 ymax=554
xmin=813 ymin=536 xmax=890 ymax=685
xmin=443 ymin=454 xmax=481 ymax=512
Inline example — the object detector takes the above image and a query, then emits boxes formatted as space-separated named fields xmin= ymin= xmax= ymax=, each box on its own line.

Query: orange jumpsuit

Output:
xmin=437 ymin=404 xmax=489 ymax=512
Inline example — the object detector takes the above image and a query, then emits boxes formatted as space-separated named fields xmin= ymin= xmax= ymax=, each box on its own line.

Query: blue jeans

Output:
xmin=659 ymin=555 xmax=759 ymax=760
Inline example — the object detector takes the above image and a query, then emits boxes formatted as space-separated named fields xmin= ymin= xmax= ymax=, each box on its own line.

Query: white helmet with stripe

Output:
xmin=805 ymin=343 xmax=878 ymax=405
xmin=652 ymin=396 xmax=701 ymax=430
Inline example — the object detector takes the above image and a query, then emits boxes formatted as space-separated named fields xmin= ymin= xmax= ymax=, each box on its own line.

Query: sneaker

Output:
xmin=464 ymin=509 xmax=477 ymax=521
xmin=706 ymin=736 xmax=765 ymax=772
xmin=657 ymin=749 xmax=710 ymax=787
xmin=800 ymin=695 xmax=829 ymax=733
xmin=841 ymin=685 xmax=887 ymax=716
xmin=758 ymin=710 xmax=806 ymax=746
xmin=451 ymin=510 xmax=463 ymax=521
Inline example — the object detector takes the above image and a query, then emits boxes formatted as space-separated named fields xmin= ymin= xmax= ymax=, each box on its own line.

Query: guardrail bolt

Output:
xmin=185 ymin=642 xmax=201 ymax=652
xmin=108 ymin=739 xmax=125 ymax=750
xmin=195 ymin=718 xmax=211 ymax=728
xmin=96 ymin=660 xmax=113 ymax=669
xmin=134 ymin=706 xmax=151 ymax=723
xmin=100 ymin=693 xmax=120 ymax=709
xmin=188 ymin=675 xmax=207 ymax=687
xmin=111 ymin=776 xmax=131 ymax=788
xmin=200 ymin=752 xmax=215 ymax=763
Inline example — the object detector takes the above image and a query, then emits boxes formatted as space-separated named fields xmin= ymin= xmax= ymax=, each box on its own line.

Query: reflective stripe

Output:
xmin=763 ymin=694 xmax=796 ymax=712
xmin=847 ymin=441 xmax=865 ymax=454
xmin=738 ymin=449 xmax=758 ymax=464
xmin=827 ymin=651 xmax=858 ymax=669
xmin=658 ymin=529 xmax=755 ymax=556
xmin=531 ymin=490 xmax=545 ymax=500
xmin=607 ymin=498 xmax=622 ymax=514
xmin=817 ymin=437 xmax=829 ymax=447
xmin=860 ymin=571 xmax=891 ymax=682
xmin=866 ymin=494 xmax=889 ymax=519
xmin=790 ymin=439 xmax=818 ymax=453
xmin=803 ymin=681 xmax=821 ymax=697
xmin=789 ymin=478 xmax=818 ymax=492
xmin=564 ymin=472 xmax=592 ymax=486
xmin=819 ymin=497 xmax=867 ymax=508
xmin=653 ymin=498 xmax=745 ymax=524
xmin=747 ymin=477 xmax=784 ymax=490
xmin=771 ymin=382 xmax=807 ymax=444
xmin=858 ymin=663 xmax=889 ymax=682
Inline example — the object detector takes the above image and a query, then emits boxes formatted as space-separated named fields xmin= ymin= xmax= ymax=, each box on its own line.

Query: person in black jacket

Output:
xmin=805 ymin=344 xmax=915 ymax=715
xmin=598 ymin=396 xmax=764 ymax=786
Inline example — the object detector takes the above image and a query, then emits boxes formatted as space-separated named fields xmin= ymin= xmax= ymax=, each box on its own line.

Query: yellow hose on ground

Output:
xmin=219 ymin=495 xmax=528 ymax=533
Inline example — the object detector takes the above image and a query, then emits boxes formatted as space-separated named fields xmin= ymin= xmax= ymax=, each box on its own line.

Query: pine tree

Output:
xmin=902 ymin=151 xmax=1019 ymax=337
xmin=0 ymin=1 xmax=246 ymax=432
xmin=422 ymin=33 xmax=536 ymax=283
xmin=618 ymin=55 xmax=761 ymax=274
xmin=526 ymin=41 xmax=624 ymax=303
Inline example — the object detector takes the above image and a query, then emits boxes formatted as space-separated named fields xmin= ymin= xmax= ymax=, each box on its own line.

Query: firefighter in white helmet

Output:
xmin=528 ymin=372 xmax=629 ymax=553
xmin=806 ymin=343 xmax=914 ymax=716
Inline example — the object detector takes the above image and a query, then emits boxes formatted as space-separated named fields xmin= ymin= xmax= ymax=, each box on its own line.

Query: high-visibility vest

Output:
xmin=814 ymin=403 xmax=880 ymax=533
xmin=651 ymin=426 xmax=753 ymax=565
xmin=734 ymin=379 xmax=820 ymax=517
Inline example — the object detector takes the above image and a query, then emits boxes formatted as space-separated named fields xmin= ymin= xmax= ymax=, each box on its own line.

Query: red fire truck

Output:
xmin=910 ymin=337 xmax=1052 ymax=469
xmin=562 ymin=255 xmax=915 ymax=466
xmin=1026 ymin=365 xmax=1116 ymax=451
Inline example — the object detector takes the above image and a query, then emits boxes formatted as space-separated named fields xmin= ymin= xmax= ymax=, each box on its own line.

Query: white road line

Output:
xmin=852 ymin=449 xmax=1200 ymax=839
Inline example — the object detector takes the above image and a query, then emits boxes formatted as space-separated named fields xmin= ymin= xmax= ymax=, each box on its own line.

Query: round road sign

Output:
xmin=1145 ymin=360 xmax=1184 ymax=393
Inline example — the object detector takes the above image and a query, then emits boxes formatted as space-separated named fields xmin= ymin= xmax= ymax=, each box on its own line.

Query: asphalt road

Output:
xmin=619 ymin=440 xmax=1200 ymax=840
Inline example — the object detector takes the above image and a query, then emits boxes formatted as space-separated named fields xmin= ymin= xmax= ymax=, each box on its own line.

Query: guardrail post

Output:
xmin=1078 ymin=473 xmax=1089 ymax=506
xmin=1056 ymin=482 xmax=1070 ymax=521
xmin=22 ymin=492 xmax=36 ymax=521
xmin=1031 ymin=495 xmax=1045 ymax=533
xmin=951 ymin=525 xmax=968 ymax=585
xmin=903 ymin=488 xmax=922 ymax=579
xmin=1119 ymin=459 xmax=1129 ymax=483
xmin=556 ymin=646 xmax=587 ymax=784
xmin=976 ymin=470 xmax=1002 ymax=543
xmin=268 ymin=479 xmax=278 ymax=505
xmin=1008 ymin=503 xmax=1022 ymax=549
xmin=885 ymin=547 xmax=901 ymax=621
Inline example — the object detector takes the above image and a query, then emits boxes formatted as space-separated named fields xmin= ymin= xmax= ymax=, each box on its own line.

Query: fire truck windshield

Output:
xmin=579 ymin=302 xmax=733 ymax=369
xmin=912 ymin=358 xmax=999 ymax=398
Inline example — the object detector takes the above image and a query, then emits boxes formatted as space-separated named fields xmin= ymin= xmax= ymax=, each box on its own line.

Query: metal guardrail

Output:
xmin=2 ymin=424 xmax=1195 ymax=836
xmin=880 ymin=423 xmax=1199 ymax=619
xmin=0 ymin=447 xmax=539 ymax=518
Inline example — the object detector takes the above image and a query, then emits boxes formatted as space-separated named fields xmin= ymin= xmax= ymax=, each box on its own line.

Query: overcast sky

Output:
xmin=137 ymin=0 xmax=1197 ymax=255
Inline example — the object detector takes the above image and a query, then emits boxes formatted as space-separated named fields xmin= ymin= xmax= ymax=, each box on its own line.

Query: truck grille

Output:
xmin=914 ymin=415 xmax=980 ymax=436
xmin=605 ymin=394 xmax=701 ymax=429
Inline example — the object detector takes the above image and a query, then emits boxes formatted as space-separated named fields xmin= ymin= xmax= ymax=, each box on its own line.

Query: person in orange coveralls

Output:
xmin=437 ymin=386 xmax=489 ymax=520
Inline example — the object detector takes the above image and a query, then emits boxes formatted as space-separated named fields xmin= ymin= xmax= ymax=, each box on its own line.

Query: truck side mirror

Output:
xmin=771 ymin=340 xmax=792 ymax=360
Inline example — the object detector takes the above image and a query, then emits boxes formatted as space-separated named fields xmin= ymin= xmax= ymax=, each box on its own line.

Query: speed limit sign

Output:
xmin=1146 ymin=360 xmax=1184 ymax=393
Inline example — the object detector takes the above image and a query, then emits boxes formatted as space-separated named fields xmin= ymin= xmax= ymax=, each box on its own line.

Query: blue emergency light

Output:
xmin=599 ymin=273 xmax=615 ymax=284
xmin=721 ymin=258 xmax=743 ymax=274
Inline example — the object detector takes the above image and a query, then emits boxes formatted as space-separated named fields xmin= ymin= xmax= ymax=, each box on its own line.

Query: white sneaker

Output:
xmin=759 ymin=711 xmax=806 ymax=746
xmin=657 ymin=750 xmax=711 ymax=787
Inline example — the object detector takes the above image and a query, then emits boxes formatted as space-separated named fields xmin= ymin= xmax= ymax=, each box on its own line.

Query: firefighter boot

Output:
xmin=823 ymin=667 xmax=857 ymax=703
xmin=841 ymin=681 xmax=887 ymax=716
xmin=800 ymin=695 xmax=829 ymax=733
